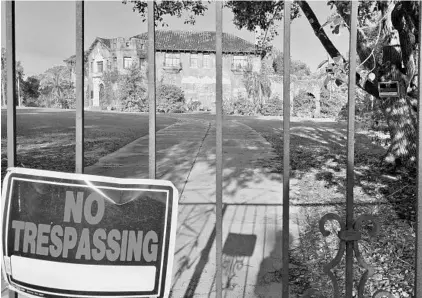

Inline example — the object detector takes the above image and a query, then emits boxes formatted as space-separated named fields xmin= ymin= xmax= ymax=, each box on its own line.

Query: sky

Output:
xmin=0 ymin=1 xmax=350 ymax=78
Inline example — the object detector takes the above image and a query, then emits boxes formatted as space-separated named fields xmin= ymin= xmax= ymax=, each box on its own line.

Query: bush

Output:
xmin=157 ymin=84 xmax=186 ymax=113
xmin=223 ymin=96 xmax=256 ymax=116
xmin=187 ymin=100 xmax=201 ymax=112
xmin=320 ymin=89 xmax=345 ymax=118
xmin=261 ymin=95 xmax=283 ymax=116
xmin=293 ymin=90 xmax=316 ymax=117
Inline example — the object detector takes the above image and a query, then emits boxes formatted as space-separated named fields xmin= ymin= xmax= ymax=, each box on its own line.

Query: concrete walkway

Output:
xmin=3 ymin=117 xmax=302 ymax=298
xmin=86 ymin=117 xmax=302 ymax=297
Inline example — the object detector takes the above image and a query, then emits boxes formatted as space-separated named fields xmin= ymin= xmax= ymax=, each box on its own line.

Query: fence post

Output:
xmin=75 ymin=1 xmax=84 ymax=173
xmin=415 ymin=1 xmax=422 ymax=296
xmin=282 ymin=1 xmax=291 ymax=297
xmin=148 ymin=0 xmax=156 ymax=179
xmin=345 ymin=1 xmax=358 ymax=297
xmin=6 ymin=1 xmax=17 ymax=295
xmin=6 ymin=0 xmax=16 ymax=170
xmin=215 ymin=1 xmax=223 ymax=297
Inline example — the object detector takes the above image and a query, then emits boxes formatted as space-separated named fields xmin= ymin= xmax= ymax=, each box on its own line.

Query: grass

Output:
xmin=1 ymin=109 xmax=178 ymax=182
xmin=237 ymin=118 xmax=416 ymax=298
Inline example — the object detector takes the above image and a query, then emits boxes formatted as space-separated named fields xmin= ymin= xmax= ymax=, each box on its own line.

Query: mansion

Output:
xmin=64 ymin=30 xmax=262 ymax=110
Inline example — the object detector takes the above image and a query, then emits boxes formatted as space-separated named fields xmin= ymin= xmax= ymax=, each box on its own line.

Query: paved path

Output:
xmin=86 ymin=117 xmax=302 ymax=297
xmin=3 ymin=117 xmax=302 ymax=298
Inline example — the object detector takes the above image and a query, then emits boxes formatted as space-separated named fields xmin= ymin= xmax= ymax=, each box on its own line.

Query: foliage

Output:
xmin=21 ymin=76 xmax=40 ymax=106
xmin=319 ymin=84 xmax=348 ymax=118
xmin=127 ymin=0 xmax=420 ymax=166
xmin=293 ymin=90 xmax=316 ymax=118
xmin=223 ymin=95 xmax=256 ymax=116
xmin=242 ymin=67 xmax=272 ymax=113
xmin=102 ymin=69 xmax=120 ymax=110
xmin=272 ymin=52 xmax=311 ymax=79
xmin=260 ymin=95 xmax=283 ymax=116
xmin=187 ymin=100 xmax=201 ymax=112
xmin=116 ymin=64 xmax=147 ymax=112
xmin=157 ymin=84 xmax=186 ymax=113
xmin=123 ymin=0 xmax=209 ymax=27
xmin=39 ymin=65 xmax=74 ymax=109
xmin=1 ymin=47 xmax=25 ymax=106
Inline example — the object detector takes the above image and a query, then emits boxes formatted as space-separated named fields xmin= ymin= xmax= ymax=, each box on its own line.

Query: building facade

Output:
xmin=64 ymin=30 xmax=261 ymax=110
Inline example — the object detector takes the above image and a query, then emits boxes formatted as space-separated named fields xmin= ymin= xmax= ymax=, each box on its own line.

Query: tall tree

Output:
xmin=1 ymin=47 xmax=25 ymax=106
xmin=21 ymin=76 xmax=40 ymax=105
xmin=125 ymin=0 xmax=420 ymax=169
xmin=39 ymin=65 xmax=74 ymax=109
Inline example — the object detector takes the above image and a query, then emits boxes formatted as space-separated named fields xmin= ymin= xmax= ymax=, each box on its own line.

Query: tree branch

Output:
xmin=296 ymin=1 xmax=379 ymax=98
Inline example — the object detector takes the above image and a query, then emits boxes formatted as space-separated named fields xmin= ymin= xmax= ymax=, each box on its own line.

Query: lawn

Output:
xmin=0 ymin=110 xmax=417 ymax=297
xmin=1 ymin=108 xmax=178 ymax=182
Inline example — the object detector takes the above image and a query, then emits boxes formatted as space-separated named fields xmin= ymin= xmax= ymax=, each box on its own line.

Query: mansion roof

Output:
xmin=64 ymin=30 xmax=258 ymax=63
xmin=133 ymin=30 xmax=257 ymax=54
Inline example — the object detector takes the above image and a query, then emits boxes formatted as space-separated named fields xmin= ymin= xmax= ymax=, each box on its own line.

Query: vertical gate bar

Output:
xmin=215 ymin=1 xmax=223 ymax=297
xmin=6 ymin=2 xmax=17 ymax=297
xmin=6 ymin=0 xmax=16 ymax=169
xmin=148 ymin=0 xmax=156 ymax=179
xmin=415 ymin=1 xmax=422 ymax=296
xmin=345 ymin=1 xmax=358 ymax=298
xmin=282 ymin=1 xmax=291 ymax=297
xmin=75 ymin=1 xmax=84 ymax=174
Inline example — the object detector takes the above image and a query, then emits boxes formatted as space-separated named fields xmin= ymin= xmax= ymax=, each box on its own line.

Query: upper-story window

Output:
xmin=164 ymin=53 xmax=180 ymax=67
xmin=190 ymin=54 xmax=198 ymax=68
xmin=96 ymin=61 xmax=103 ymax=73
xmin=123 ymin=57 xmax=132 ymax=69
xmin=107 ymin=60 xmax=111 ymax=71
xmin=203 ymin=54 xmax=211 ymax=68
xmin=90 ymin=62 xmax=94 ymax=72
xmin=233 ymin=55 xmax=248 ymax=69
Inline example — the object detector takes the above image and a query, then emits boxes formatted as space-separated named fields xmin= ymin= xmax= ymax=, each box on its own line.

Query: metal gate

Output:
xmin=4 ymin=1 xmax=422 ymax=297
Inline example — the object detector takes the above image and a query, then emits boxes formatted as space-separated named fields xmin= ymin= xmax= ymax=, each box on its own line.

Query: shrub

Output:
xmin=293 ymin=90 xmax=316 ymax=117
xmin=261 ymin=95 xmax=283 ymax=116
xmin=157 ymin=84 xmax=186 ymax=113
xmin=223 ymin=96 xmax=256 ymax=116
xmin=320 ymin=88 xmax=348 ymax=118
xmin=117 ymin=64 xmax=148 ymax=112
xmin=187 ymin=100 xmax=201 ymax=112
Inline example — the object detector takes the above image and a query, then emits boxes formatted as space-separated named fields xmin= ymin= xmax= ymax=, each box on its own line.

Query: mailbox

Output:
xmin=378 ymin=81 xmax=399 ymax=98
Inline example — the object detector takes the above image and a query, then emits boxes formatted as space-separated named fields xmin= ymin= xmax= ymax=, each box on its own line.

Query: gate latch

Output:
xmin=338 ymin=229 xmax=361 ymax=241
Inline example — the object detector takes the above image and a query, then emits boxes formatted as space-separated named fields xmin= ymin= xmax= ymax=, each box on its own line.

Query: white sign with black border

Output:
xmin=1 ymin=167 xmax=178 ymax=298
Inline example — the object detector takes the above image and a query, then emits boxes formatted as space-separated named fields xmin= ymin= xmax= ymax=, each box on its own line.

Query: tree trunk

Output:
xmin=298 ymin=0 xmax=419 ymax=169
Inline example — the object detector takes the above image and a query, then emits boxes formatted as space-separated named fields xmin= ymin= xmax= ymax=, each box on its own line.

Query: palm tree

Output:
xmin=39 ymin=66 xmax=73 ymax=108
